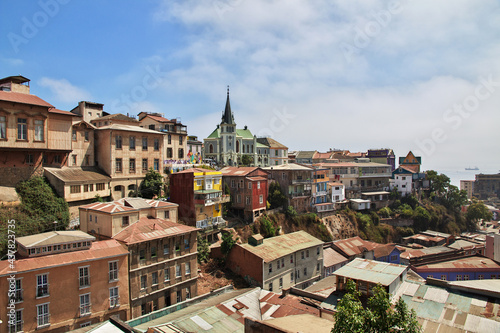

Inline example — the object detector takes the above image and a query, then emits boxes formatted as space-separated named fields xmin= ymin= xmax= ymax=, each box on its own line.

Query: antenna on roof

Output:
xmin=227 ymin=85 xmax=229 ymax=96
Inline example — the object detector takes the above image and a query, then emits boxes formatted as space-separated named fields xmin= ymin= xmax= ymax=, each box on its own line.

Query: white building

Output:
xmin=329 ymin=181 xmax=345 ymax=202
xmin=391 ymin=166 xmax=415 ymax=196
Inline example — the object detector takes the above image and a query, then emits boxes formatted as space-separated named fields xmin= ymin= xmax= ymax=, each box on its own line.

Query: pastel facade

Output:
xmin=460 ymin=180 xmax=475 ymax=199
xmin=227 ymin=231 xmax=324 ymax=291
xmin=412 ymin=256 xmax=500 ymax=281
xmin=0 ymin=233 xmax=129 ymax=333
xmin=257 ymin=137 xmax=288 ymax=166
xmin=169 ymin=168 xmax=229 ymax=229
xmin=399 ymin=151 xmax=422 ymax=173
xmin=391 ymin=166 xmax=415 ymax=196
xmin=366 ymin=148 xmax=396 ymax=171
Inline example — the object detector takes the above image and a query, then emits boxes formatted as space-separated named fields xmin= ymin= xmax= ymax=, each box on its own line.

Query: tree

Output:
xmin=259 ymin=215 xmax=276 ymax=238
xmin=140 ymin=168 xmax=164 ymax=199
xmin=466 ymin=201 xmax=493 ymax=225
xmin=241 ymin=154 xmax=253 ymax=166
xmin=332 ymin=280 xmax=421 ymax=333
xmin=268 ymin=182 xmax=287 ymax=209
xmin=221 ymin=231 xmax=238 ymax=257
xmin=197 ymin=235 xmax=210 ymax=264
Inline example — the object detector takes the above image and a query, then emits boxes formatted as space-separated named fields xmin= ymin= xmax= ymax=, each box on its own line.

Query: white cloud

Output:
xmin=38 ymin=77 xmax=92 ymax=104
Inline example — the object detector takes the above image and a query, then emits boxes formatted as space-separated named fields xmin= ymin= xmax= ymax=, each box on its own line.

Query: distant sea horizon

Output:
xmin=438 ymin=167 xmax=500 ymax=188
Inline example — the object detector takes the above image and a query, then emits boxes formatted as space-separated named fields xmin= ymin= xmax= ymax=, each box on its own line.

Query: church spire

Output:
xmin=221 ymin=85 xmax=235 ymax=125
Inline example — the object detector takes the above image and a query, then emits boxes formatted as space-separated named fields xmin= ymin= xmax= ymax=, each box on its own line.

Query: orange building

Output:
xmin=0 ymin=231 xmax=129 ymax=333
xmin=0 ymin=75 xmax=76 ymax=187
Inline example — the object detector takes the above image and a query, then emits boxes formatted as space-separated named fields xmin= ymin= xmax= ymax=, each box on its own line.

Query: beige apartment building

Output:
xmin=94 ymin=124 xmax=165 ymax=199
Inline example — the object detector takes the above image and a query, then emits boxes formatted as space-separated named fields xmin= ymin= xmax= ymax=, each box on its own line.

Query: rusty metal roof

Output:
xmin=334 ymin=258 xmax=408 ymax=286
xmin=413 ymin=255 xmax=500 ymax=271
xmin=44 ymin=166 xmax=111 ymax=183
xmin=323 ymin=247 xmax=348 ymax=267
xmin=239 ymin=231 xmax=323 ymax=262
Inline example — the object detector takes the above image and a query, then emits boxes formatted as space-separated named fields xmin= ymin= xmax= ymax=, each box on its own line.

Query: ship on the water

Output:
xmin=465 ymin=166 xmax=479 ymax=171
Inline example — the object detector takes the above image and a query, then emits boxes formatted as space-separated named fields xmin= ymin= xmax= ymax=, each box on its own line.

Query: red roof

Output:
xmin=113 ymin=217 xmax=198 ymax=245
xmin=0 ymin=90 xmax=53 ymax=108
xmin=49 ymin=108 xmax=76 ymax=116
xmin=313 ymin=152 xmax=332 ymax=160
xmin=220 ymin=167 xmax=259 ymax=176
xmin=332 ymin=236 xmax=378 ymax=257
xmin=0 ymin=239 xmax=127 ymax=276
xmin=79 ymin=201 xmax=137 ymax=213
xmin=147 ymin=114 xmax=170 ymax=122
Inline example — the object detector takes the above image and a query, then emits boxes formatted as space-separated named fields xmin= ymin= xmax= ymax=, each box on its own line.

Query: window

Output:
xmin=109 ymin=287 xmax=119 ymax=307
xmin=139 ymin=249 xmax=145 ymax=260
xmin=122 ymin=216 xmax=129 ymax=227
xmin=176 ymin=290 xmax=182 ymax=303
xmin=246 ymin=196 xmax=250 ymax=205
xmin=269 ymin=283 xmax=273 ymax=291
xmin=109 ymin=261 xmax=118 ymax=282
xmin=0 ymin=115 xmax=6 ymax=139
xmin=129 ymin=136 xmax=136 ymax=150
xmin=10 ymin=309 xmax=23 ymax=332
xmin=306 ymin=250 xmax=309 ymax=257
xmin=175 ymin=242 xmax=180 ymax=252
xmin=79 ymin=266 xmax=90 ymax=288
xmin=440 ymin=275 xmax=447 ymax=281
xmin=116 ymin=158 xmax=122 ymax=172
xmin=142 ymin=137 xmax=148 ymax=150
xmin=163 ymin=243 xmax=170 ymax=255
xmin=179 ymin=136 xmax=183 ymax=145
xmin=185 ymin=262 xmax=191 ymax=275
xmin=290 ymin=255 xmax=293 ymax=263
xmin=281 ymin=258 xmax=284 ymax=267
xmin=279 ymin=277 xmax=283 ymax=289
xmin=317 ymin=262 xmax=320 ymax=271
xmin=478 ymin=274 xmax=484 ymax=280
xmin=176 ymin=264 xmax=181 ymax=278
xmin=390 ymin=255 xmax=398 ymax=262
xmin=14 ymin=279 xmax=23 ymax=303
xmin=492 ymin=275 xmax=497 ymax=279
xmin=178 ymin=148 xmax=184 ymax=159
xmin=70 ymin=185 xmax=81 ymax=194
xmin=142 ymin=158 xmax=148 ymax=172
xmin=296 ymin=270 xmax=300 ymax=279
xmin=457 ymin=275 xmax=462 ymax=281
xmin=17 ymin=118 xmax=27 ymax=140
xmin=304 ymin=267 xmax=307 ymax=276
xmin=257 ymin=181 xmax=260 ymax=189
xmin=282 ymin=172 xmax=285 ymax=180
xmin=37 ymin=274 xmax=49 ymax=297
xmin=154 ymin=138 xmax=160 ymax=151
xmin=277 ymin=260 xmax=280 ymax=269
xmin=167 ymin=148 xmax=173 ymax=158
xmin=259 ymin=195 xmax=263 ymax=204
xmin=164 ymin=210 xmax=170 ymax=219
xmin=96 ymin=183 xmax=105 ymax=191
xmin=464 ymin=275 xmax=469 ymax=280
xmin=84 ymin=130 xmax=89 ymax=142
xmin=164 ymin=268 xmax=170 ymax=281
xmin=152 ymin=272 xmax=159 ymax=285
xmin=140 ymin=275 xmax=147 ymax=289
xmin=186 ymin=287 xmax=191 ymax=299
xmin=129 ymin=159 xmax=136 ymax=173
xmin=37 ymin=303 xmax=50 ymax=328
xmin=154 ymin=159 xmax=159 ymax=171
xmin=80 ymin=293 xmax=91 ymax=316
xmin=184 ymin=238 xmax=190 ymax=250
xmin=231 ymin=180 xmax=235 ymax=188
xmin=72 ymin=128 xmax=77 ymax=141
xmin=168 ymin=134 xmax=171 ymax=144
xmin=248 ymin=182 xmax=252 ymax=189
xmin=34 ymin=119 xmax=44 ymax=141
xmin=301 ymin=251 xmax=304 ymax=260
xmin=115 ymin=135 xmax=122 ymax=149
xmin=151 ymin=246 xmax=157 ymax=258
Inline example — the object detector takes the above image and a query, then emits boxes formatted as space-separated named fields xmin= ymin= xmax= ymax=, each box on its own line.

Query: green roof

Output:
xmin=236 ymin=128 xmax=254 ymax=139
xmin=206 ymin=128 xmax=220 ymax=139
xmin=256 ymin=142 xmax=268 ymax=148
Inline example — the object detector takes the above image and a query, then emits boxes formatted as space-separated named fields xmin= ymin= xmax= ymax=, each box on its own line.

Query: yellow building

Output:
xmin=169 ymin=168 xmax=230 ymax=230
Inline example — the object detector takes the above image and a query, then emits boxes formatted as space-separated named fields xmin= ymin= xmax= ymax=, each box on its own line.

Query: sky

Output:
xmin=1 ymin=0 xmax=499 ymax=185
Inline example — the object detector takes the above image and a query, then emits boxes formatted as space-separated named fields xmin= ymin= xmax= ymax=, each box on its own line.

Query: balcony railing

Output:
xmin=290 ymin=190 xmax=312 ymax=197
xmin=313 ymin=190 xmax=328 ymax=197
xmin=195 ymin=195 xmax=230 ymax=206
xmin=196 ymin=216 xmax=227 ymax=230
xmin=291 ymin=178 xmax=312 ymax=184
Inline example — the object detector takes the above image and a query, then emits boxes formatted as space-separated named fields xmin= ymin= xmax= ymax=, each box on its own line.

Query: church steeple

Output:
xmin=221 ymin=85 xmax=235 ymax=125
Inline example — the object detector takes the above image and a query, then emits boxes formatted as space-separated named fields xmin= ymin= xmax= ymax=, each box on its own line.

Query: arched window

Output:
xmin=236 ymin=141 xmax=240 ymax=153
xmin=209 ymin=144 xmax=214 ymax=154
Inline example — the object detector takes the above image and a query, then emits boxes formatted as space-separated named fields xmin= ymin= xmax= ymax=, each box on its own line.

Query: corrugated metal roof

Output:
xmin=239 ymin=231 xmax=323 ymax=262
xmin=413 ymin=255 xmax=500 ymax=270
xmin=16 ymin=230 xmax=95 ymax=248
xmin=44 ymin=166 xmax=111 ymax=183
xmin=334 ymin=258 xmax=408 ymax=286
xmin=323 ymin=247 xmax=348 ymax=267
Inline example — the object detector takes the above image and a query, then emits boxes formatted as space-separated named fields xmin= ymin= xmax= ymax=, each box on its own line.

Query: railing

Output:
xmin=195 ymin=195 xmax=230 ymax=206
xmin=358 ymin=172 xmax=392 ymax=178
xmin=291 ymin=178 xmax=312 ymax=184
xmin=290 ymin=191 xmax=312 ymax=197
xmin=313 ymin=190 xmax=328 ymax=197
xmin=196 ymin=216 xmax=227 ymax=230
xmin=36 ymin=285 xmax=49 ymax=298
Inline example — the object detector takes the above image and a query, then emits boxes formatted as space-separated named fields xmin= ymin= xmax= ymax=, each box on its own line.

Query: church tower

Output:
xmin=220 ymin=86 xmax=237 ymax=165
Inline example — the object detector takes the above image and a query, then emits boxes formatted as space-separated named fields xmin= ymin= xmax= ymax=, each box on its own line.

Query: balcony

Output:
xmin=291 ymin=178 xmax=312 ymax=185
xmin=313 ymin=190 xmax=328 ymax=197
xmin=290 ymin=190 xmax=311 ymax=197
xmin=196 ymin=216 xmax=227 ymax=230
xmin=194 ymin=194 xmax=230 ymax=206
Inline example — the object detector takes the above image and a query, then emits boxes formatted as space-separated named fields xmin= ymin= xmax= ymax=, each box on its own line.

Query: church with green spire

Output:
xmin=204 ymin=87 xmax=271 ymax=167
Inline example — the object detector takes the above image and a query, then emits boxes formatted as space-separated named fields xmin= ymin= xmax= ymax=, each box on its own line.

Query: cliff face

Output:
xmin=321 ymin=213 xmax=358 ymax=240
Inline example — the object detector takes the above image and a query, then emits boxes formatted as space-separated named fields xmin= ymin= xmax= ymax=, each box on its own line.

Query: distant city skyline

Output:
xmin=2 ymin=1 xmax=499 ymax=181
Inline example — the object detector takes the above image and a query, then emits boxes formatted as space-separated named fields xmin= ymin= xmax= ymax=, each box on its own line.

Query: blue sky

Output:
xmin=1 ymin=0 xmax=500 ymax=184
